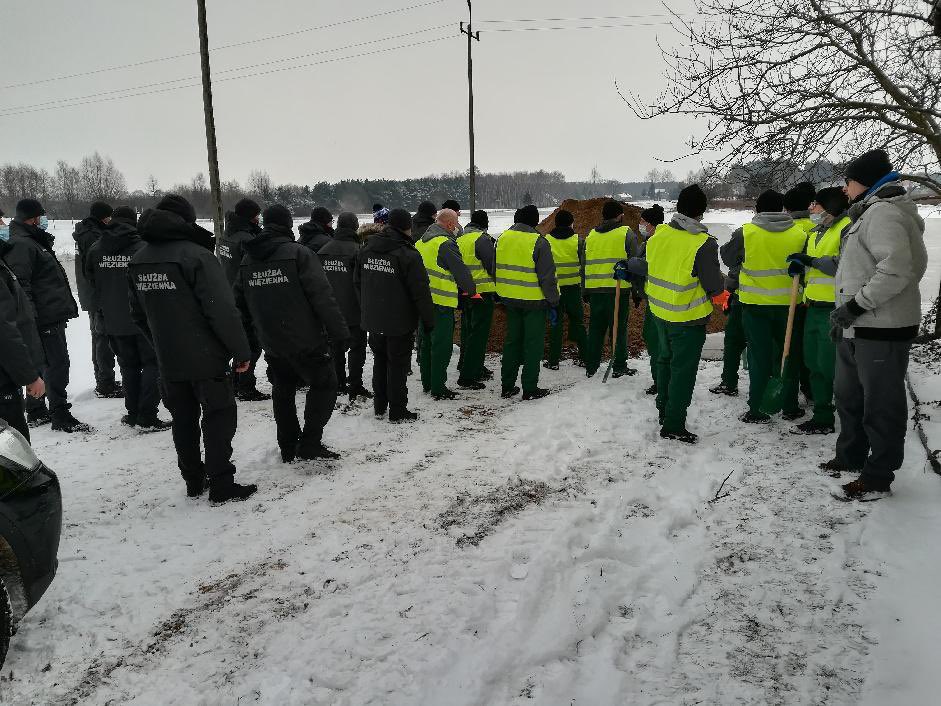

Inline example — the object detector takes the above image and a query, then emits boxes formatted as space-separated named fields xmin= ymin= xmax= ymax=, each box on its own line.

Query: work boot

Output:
xmin=374 ymin=401 xmax=388 ymax=418
xmin=740 ymin=410 xmax=771 ymax=425
xmin=457 ymin=379 xmax=486 ymax=390
xmin=208 ymin=480 xmax=258 ymax=503
xmin=237 ymin=388 xmax=271 ymax=402
xmin=840 ymin=477 xmax=891 ymax=500
xmin=281 ymin=445 xmax=297 ymax=464
xmin=781 ymin=407 xmax=805 ymax=421
xmin=611 ymin=367 xmax=637 ymax=379
xmin=709 ymin=383 xmax=738 ymax=397
xmin=51 ymin=410 xmax=92 ymax=433
xmin=542 ymin=361 xmax=560 ymax=371
xmin=389 ymin=408 xmax=419 ymax=423
xmin=432 ymin=388 xmax=458 ymax=401
xmin=348 ymin=384 xmax=373 ymax=401
xmin=27 ymin=407 xmax=52 ymax=427
xmin=297 ymin=443 xmax=341 ymax=461
xmin=121 ymin=414 xmax=137 ymax=427
xmin=137 ymin=417 xmax=172 ymax=432
xmin=522 ymin=387 xmax=550 ymax=401
xmin=645 ymin=383 xmax=658 ymax=396
xmin=96 ymin=382 xmax=124 ymax=399
xmin=818 ymin=458 xmax=861 ymax=477
xmin=184 ymin=473 xmax=208 ymax=498
xmin=660 ymin=427 xmax=698 ymax=444
xmin=501 ymin=385 xmax=521 ymax=399
xmin=791 ymin=420 xmax=835 ymax=435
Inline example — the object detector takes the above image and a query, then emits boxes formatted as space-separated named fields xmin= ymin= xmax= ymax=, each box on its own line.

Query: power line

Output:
xmin=0 ymin=36 xmax=453 ymax=119
xmin=0 ymin=26 xmax=451 ymax=114
xmin=477 ymin=13 xmax=689 ymax=23
xmin=0 ymin=0 xmax=445 ymax=91
xmin=484 ymin=22 xmax=678 ymax=33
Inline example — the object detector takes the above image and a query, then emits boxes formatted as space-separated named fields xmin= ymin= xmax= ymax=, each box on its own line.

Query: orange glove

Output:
xmin=711 ymin=290 xmax=730 ymax=311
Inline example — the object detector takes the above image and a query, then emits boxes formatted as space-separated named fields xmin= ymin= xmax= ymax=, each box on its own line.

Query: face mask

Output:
xmin=809 ymin=213 xmax=826 ymax=226
xmin=38 ymin=215 xmax=49 ymax=231
xmin=638 ymin=224 xmax=649 ymax=237
xmin=0 ymin=226 xmax=9 ymax=241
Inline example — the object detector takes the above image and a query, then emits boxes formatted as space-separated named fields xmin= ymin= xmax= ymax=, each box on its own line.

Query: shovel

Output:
xmin=602 ymin=279 xmax=622 ymax=383
xmin=759 ymin=274 xmax=801 ymax=415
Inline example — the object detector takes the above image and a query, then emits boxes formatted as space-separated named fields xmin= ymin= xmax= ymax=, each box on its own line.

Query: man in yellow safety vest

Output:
xmin=456 ymin=209 xmax=496 ymax=388
xmin=544 ymin=209 xmax=586 ymax=370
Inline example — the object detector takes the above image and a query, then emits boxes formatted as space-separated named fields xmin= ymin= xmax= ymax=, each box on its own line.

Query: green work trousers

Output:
xmin=547 ymin=285 xmax=587 ymax=366
xmin=643 ymin=305 xmax=659 ymax=384
xmin=419 ymin=305 xmax=455 ymax=395
xmin=654 ymin=316 xmax=707 ymax=432
xmin=458 ymin=294 xmax=495 ymax=383
xmin=741 ymin=304 xmax=800 ymax=415
xmin=584 ymin=290 xmax=629 ymax=375
xmin=720 ymin=302 xmax=747 ymax=389
xmin=803 ymin=305 xmax=836 ymax=425
xmin=501 ymin=306 xmax=547 ymax=393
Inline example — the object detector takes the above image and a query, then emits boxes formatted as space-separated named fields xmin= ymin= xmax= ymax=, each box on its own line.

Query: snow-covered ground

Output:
xmin=8 ymin=208 xmax=938 ymax=704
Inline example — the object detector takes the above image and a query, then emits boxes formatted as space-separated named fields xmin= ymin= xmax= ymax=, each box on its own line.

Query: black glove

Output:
xmin=830 ymin=300 xmax=865 ymax=330
xmin=787 ymin=252 xmax=814 ymax=267
xmin=787 ymin=260 xmax=805 ymax=277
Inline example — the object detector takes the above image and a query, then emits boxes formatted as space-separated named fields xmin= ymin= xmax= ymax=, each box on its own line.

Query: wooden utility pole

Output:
xmin=461 ymin=2 xmax=480 ymax=211
xmin=196 ymin=0 xmax=224 ymax=243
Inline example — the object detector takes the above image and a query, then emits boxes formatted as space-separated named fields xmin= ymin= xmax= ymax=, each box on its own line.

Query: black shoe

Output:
xmin=522 ymin=387 xmax=550 ymax=401
xmin=586 ymin=369 xmax=597 ymax=379
xmin=791 ymin=420 xmax=835 ymax=435
xmin=389 ymin=408 xmax=419 ymax=423
xmin=298 ymin=443 xmax=341 ymax=461
xmin=841 ymin=477 xmax=891 ymax=499
xmin=374 ymin=402 xmax=388 ymax=418
xmin=709 ymin=383 xmax=738 ymax=397
xmin=818 ymin=458 xmax=860 ymax=474
xmin=137 ymin=417 xmax=172 ymax=432
xmin=660 ymin=427 xmax=698 ymax=444
xmin=121 ymin=414 xmax=137 ymax=427
xmin=542 ymin=361 xmax=560 ymax=371
xmin=501 ymin=386 xmax=521 ymax=399
xmin=237 ymin=388 xmax=271 ymax=402
xmin=51 ymin=411 xmax=92 ymax=433
xmin=457 ymin=379 xmax=486 ymax=390
xmin=781 ymin=408 xmax=805 ymax=421
xmin=431 ymin=388 xmax=458 ymax=401
xmin=185 ymin=474 xmax=208 ymax=498
xmin=481 ymin=366 xmax=494 ymax=380
xmin=611 ymin=367 xmax=637 ymax=379
xmin=27 ymin=408 xmax=52 ymax=427
xmin=348 ymin=384 xmax=373 ymax=400
xmin=281 ymin=446 xmax=297 ymax=463
xmin=208 ymin=481 xmax=258 ymax=503
xmin=645 ymin=384 xmax=658 ymax=396
xmin=96 ymin=383 xmax=124 ymax=399
xmin=740 ymin=411 xmax=771 ymax=424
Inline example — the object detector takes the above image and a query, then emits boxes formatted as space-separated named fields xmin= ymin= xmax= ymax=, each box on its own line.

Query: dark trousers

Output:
xmin=419 ymin=306 xmax=456 ymax=395
xmin=804 ymin=306 xmax=836 ymax=425
xmin=333 ymin=325 xmax=367 ymax=390
xmin=720 ymin=302 xmax=747 ymax=389
xmin=584 ymin=291 xmax=629 ymax=375
xmin=458 ymin=294 xmax=495 ymax=382
xmin=161 ymin=376 xmax=237 ymax=484
xmin=501 ymin=306 xmax=546 ymax=392
xmin=547 ymin=286 xmax=586 ymax=366
xmin=654 ymin=317 xmax=707 ymax=432
xmin=370 ymin=332 xmax=414 ymax=414
xmin=26 ymin=323 xmax=70 ymax=415
xmin=0 ymin=389 xmax=29 ymax=442
xmin=835 ymin=338 xmax=911 ymax=488
xmin=643 ymin=306 xmax=659 ymax=384
xmin=267 ymin=352 xmax=337 ymax=455
xmin=90 ymin=313 xmax=116 ymax=389
xmin=234 ymin=330 xmax=262 ymax=394
xmin=741 ymin=304 xmax=800 ymax=415
xmin=110 ymin=334 xmax=160 ymax=421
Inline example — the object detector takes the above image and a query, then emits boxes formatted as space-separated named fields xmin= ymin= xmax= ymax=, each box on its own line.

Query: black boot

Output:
xmin=791 ymin=420 xmax=835 ymax=435
xmin=96 ymin=382 xmax=124 ymax=399
xmin=645 ymin=383 xmax=658 ymax=396
xmin=501 ymin=385 xmax=520 ymax=399
xmin=389 ymin=408 xmax=418 ymax=423
xmin=611 ymin=367 xmax=637 ymax=378
xmin=431 ymin=388 xmax=458 ymax=401
xmin=660 ymin=427 xmax=698 ymax=444
xmin=237 ymin=388 xmax=271 ymax=402
xmin=481 ymin=366 xmax=494 ymax=380
xmin=208 ymin=479 xmax=258 ymax=503
xmin=740 ymin=410 xmax=771 ymax=424
xmin=137 ymin=417 xmax=172 ymax=432
xmin=709 ymin=383 xmax=738 ymax=397
xmin=121 ymin=414 xmax=137 ymax=427
xmin=522 ymin=387 xmax=550 ymax=401
xmin=183 ymin=466 xmax=208 ymax=498
xmin=781 ymin=407 xmax=805 ymax=421
xmin=297 ymin=443 xmax=341 ymax=461
xmin=457 ymin=379 xmax=486 ymax=390
xmin=348 ymin=384 xmax=373 ymax=400
xmin=27 ymin=407 xmax=52 ymax=427
xmin=542 ymin=361 xmax=560 ymax=371
xmin=51 ymin=409 xmax=92 ymax=433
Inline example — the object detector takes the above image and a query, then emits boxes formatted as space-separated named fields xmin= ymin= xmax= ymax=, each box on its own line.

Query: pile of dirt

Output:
xmin=538 ymin=197 xmax=643 ymax=236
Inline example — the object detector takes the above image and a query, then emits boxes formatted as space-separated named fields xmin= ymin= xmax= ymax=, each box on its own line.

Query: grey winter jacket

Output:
xmin=419 ymin=223 xmax=476 ymax=298
xmin=495 ymin=223 xmax=560 ymax=309
xmin=836 ymin=182 xmax=927 ymax=339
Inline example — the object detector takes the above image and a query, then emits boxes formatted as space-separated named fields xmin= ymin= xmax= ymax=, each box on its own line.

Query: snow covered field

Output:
xmin=5 ymin=208 xmax=939 ymax=704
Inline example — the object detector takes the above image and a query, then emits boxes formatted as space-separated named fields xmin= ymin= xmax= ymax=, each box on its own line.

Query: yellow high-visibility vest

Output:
xmin=644 ymin=224 xmax=714 ymax=323
xmin=804 ymin=216 xmax=850 ymax=304
xmin=584 ymin=226 xmax=631 ymax=290
xmin=456 ymin=229 xmax=495 ymax=294
xmin=738 ymin=223 xmax=808 ymax=305
xmin=495 ymin=228 xmax=545 ymax=302
xmin=416 ymin=235 xmax=459 ymax=308
xmin=793 ymin=216 xmax=816 ymax=236
xmin=547 ymin=234 xmax=580 ymax=287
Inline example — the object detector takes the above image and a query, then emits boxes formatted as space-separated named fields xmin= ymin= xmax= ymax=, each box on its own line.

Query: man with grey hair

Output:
xmin=415 ymin=208 xmax=476 ymax=399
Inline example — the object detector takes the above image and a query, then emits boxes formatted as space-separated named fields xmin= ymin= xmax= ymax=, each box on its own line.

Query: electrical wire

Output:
xmin=483 ymin=22 xmax=678 ymax=33
xmin=0 ymin=0 xmax=445 ymax=91
xmin=476 ymin=13 xmax=689 ymax=24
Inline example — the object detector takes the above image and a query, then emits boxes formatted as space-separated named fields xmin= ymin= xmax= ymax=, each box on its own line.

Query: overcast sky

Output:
xmin=1 ymin=0 xmax=701 ymax=191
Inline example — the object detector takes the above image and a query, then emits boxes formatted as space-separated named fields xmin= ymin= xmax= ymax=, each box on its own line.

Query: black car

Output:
xmin=0 ymin=420 xmax=62 ymax=668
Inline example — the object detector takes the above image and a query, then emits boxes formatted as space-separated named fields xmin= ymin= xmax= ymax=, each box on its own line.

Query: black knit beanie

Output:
xmin=783 ymin=182 xmax=816 ymax=212
xmin=311 ymin=206 xmax=333 ymax=225
xmin=156 ymin=194 xmax=197 ymax=223
xmin=263 ymin=204 xmax=293 ymax=229
xmin=90 ymin=201 xmax=113 ymax=221
xmin=755 ymin=189 xmax=784 ymax=213
xmin=441 ymin=199 xmax=461 ymax=213
xmin=15 ymin=198 xmax=45 ymax=220
xmin=416 ymin=201 xmax=437 ymax=218
xmin=337 ymin=212 xmax=359 ymax=231
xmin=389 ymin=208 xmax=412 ymax=232
xmin=470 ymin=209 xmax=489 ymax=228
xmin=234 ymin=198 xmax=261 ymax=221
xmin=675 ymin=184 xmax=708 ymax=219
xmin=555 ymin=209 xmax=574 ymax=228
xmin=640 ymin=204 xmax=665 ymax=226
xmin=516 ymin=205 xmax=540 ymax=228
xmin=814 ymin=187 xmax=850 ymax=218
xmin=602 ymin=201 xmax=624 ymax=220
xmin=845 ymin=149 xmax=893 ymax=187
xmin=112 ymin=206 xmax=137 ymax=226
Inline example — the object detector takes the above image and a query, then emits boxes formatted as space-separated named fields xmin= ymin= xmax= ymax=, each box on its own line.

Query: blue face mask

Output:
xmin=0 ymin=226 xmax=9 ymax=241
xmin=38 ymin=215 xmax=49 ymax=231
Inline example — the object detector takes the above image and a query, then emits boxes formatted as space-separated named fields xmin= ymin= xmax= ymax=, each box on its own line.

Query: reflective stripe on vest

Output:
xmin=738 ymin=223 xmax=808 ymax=305
xmin=456 ymin=230 xmax=495 ymax=294
xmin=495 ymin=229 xmax=544 ymax=301
xmin=416 ymin=235 xmax=459 ymax=307
xmin=547 ymin=234 xmax=580 ymax=287
xmin=804 ymin=216 xmax=849 ymax=304
xmin=644 ymin=224 xmax=714 ymax=323
xmin=584 ymin=225 xmax=631 ymax=290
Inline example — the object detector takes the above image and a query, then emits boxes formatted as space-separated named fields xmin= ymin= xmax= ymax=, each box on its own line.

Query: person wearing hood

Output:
xmin=721 ymin=190 xmax=808 ymax=424
xmin=235 ymin=204 xmax=350 ymax=464
xmin=415 ymin=208 xmax=476 ymax=399
xmin=543 ymin=209 xmax=586 ymax=370
xmin=622 ymin=184 xmax=723 ymax=443
xmin=298 ymin=206 xmax=333 ymax=252
xmin=73 ymin=200 xmax=121 ymax=398
xmin=496 ymin=204 xmax=560 ymax=400
xmin=318 ymin=212 xmax=371 ymax=400
xmin=355 ymin=208 xmax=435 ymax=422
xmin=783 ymin=187 xmax=851 ymax=437
xmin=456 ymin=209 xmax=497 ymax=386
xmin=582 ymin=201 xmax=639 ymax=379
xmin=818 ymin=150 xmax=927 ymax=499
xmin=219 ymin=198 xmax=269 ymax=403
xmin=129 ymin=194 xmax=256 ymax=503
xmin=0 ymin=234 xmax=45 ymax=441
xmin=5 ymin=198 xmax=88 ymax=433
xmin=412 ymin=201 xmax=437 ymax=241
xmin=635 ymin=203 xmax=665 ymax=393
xmin=86 ymin=207 xmax=169 ymax=432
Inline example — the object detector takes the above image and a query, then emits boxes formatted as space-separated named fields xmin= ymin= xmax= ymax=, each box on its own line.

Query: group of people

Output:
xmin=0 ymin=148 xmax=928 ymax=502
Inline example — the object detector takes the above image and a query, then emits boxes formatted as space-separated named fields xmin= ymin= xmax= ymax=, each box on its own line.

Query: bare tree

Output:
xmin=624 ymin=0 xmax=941 ymax=195
xmin=145 ymin=174 xmax=161 ymax=199
xmin=79 ymin=152 xmax=127 ymax=201
xmin=54 ymin=160 xmax=81 ymax=218
xmin=247 ymin=170 xmax=274 ymax=202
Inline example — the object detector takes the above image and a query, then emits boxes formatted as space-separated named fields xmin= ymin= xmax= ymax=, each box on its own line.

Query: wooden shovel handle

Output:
xmin=781 ymin=274 xmax=801 ymax=368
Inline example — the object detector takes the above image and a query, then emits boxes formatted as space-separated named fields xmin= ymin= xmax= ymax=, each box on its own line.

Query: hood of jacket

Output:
xmin=595 ymin=218 xmax=625 ymax=234
xmin=412 ymin=212 xmax=435 ymax=230
xmin=333 ymin=226 xmax=360 ymax=244
xmin=464 ymin=224 xmax=488 ymax=236
xmin=788 ymin=210 xmax=810 ymax=220
xmin=549 ymin=225 xmax=576 ymax=239
xmin=10 ymin=219 xmax=54 ymax=250
xmin=421 ymin=223 xmax=456 ymax=243
xmin=298 ymin=220 xmax=331 ymax=243
xmin=848 ymin=181 xmax=911 ymax=222
xmin=138 ymin=208 xmax=213 ymax=250
xmin=358 ymin=223 xmax=384 ymax=240
xmin=670 ymin=213 xmax=709 ymax=235
xmin=73 ymin=217 xmax=106 ymax=241
xmin=751 ymin=212 xmax=795 ymax=232
xmin=98 ymin=221 xmax=141 ymax=254
xmin=368 ymin=227 xmax=415 ymax=253
xmin=243 ymin=224 xmax=296 ymax=261
xmin=224 ymin=211 xmax=261 ymax=238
